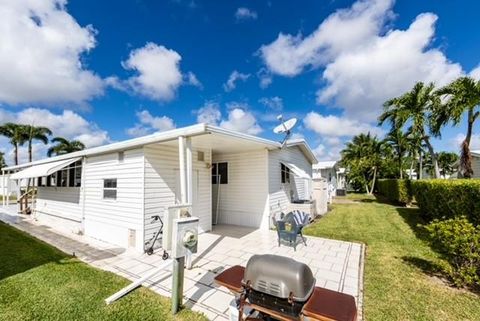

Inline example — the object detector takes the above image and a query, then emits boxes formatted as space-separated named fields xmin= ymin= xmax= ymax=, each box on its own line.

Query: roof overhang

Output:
xmin=284 ymin=139 xmax=318 ymax=164
xmin=10 ymin=157 xmax=81 ymax=180
xmin=3 ymin=124 xmax=318 ymax=171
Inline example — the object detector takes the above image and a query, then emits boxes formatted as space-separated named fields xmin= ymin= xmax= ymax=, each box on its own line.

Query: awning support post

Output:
xmin=185 ymin=137 xmax=193 ymax=270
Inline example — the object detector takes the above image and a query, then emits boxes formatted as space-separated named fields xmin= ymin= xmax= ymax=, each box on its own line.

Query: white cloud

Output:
xmin=0 ymin=0 xmax=103 ymax=105
xmin=257 ymin=68 xmax=273 ymax=89
xmin=259 ymin=97 xmax=283 ymax=111
xmin=186 ymin=72 xmax=203 ymax=88
xmin=194 ymin=101 xmax=262 ymax=134
xmin=127 ymin=110 xmax=176 ymax=137
xmin=223 ymin=70 xmax=250 ymax=92
xmin=220 ymin=108 xmax=262 ymax=135
xmin=260 ymin=0 xmax=464 ymax=122
xmin=235 ymin=7 xmax=258 ymax=21
xmin=196 ymin=102 xmax=222 ymax=125
xmin=0 ymin=108 xmax=110 ymax=164
xmin=304 ymin=112 xmax=383 ymax=137
xmin=123 ymin=43 xmax=184 ymax=101
xmin=312 ymin=144 xmax=326 ymax=158
xmin=469 ymin=65 xmax=480 ymax=80
xmin=259 ymin=0 xmax=393 ymax=77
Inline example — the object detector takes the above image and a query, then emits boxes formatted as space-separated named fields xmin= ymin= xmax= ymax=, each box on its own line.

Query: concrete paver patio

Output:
xmin=0 ymin=206 xmax=364 ymax=321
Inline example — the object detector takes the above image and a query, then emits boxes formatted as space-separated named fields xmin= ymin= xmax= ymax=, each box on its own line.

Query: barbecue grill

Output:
xmin=215 ymin=254 xmax=357 ymax=321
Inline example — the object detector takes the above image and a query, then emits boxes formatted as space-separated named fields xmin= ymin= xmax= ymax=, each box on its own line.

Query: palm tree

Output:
xmin=342 ymin=133 xmax=385 ymax=194
xmin=0 ymin=151 xmax=6 ymax=169
xmin=0 ymin=123 xmax=28 ymax=165
xmin=383 ymin=128 xmax=409 ymax=178
xmin=434 ymin=77 xmax=480 ymax=178
xmin=24 ymin=125 xmax=52 ymax=162
xmin=47 ymin=137 xmax=85 ymax=157
xmin=437 ymin=151 xmax=459 ymax=178
xmin=379 ymin=82 xmax=441 ymax=178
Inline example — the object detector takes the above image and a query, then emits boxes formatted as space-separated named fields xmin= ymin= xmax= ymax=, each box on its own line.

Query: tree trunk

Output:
xmin=28 ymin=139 xmax=33 ymax=163
xmin=424 ymin=138 xmax=440 ymax=178
xmin=419 ymin=151 xmax=423 ymax=180
xmin=460 ymin=109 xmax=474 ymax=178
xmin=399 ymin=155 xmax=403 ymax=179
xmin=370 ymin=166 xmax=377 ymax=194
xmin=14 ymin=143 xmax=18 ymax=165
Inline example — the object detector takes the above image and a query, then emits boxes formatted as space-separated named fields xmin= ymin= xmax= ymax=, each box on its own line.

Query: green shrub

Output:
xmin=376 ymin=179 xmax=412 ymax=205
xmin=411 ymin=179 xmax=480 ymax=225
xmin=425 ymin=217 xmax=480 ymax=287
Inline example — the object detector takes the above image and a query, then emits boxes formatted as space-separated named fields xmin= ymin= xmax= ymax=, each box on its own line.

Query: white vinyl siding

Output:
xmin=269 ymin=146 xmax=313 ymax=215
xmin=212 ymin=149 xmax=269 ymax=228
xmin=83 ymin=149 xmax=144 ymax=251
xmin=35 ymin=187 xmax=83 ymax=232
xmin=472 ymin=156 xmax=480 ymax=178
xmin=143 ymin=144 xmax=211 ymax=250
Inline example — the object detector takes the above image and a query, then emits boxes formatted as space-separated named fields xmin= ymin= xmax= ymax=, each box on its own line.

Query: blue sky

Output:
xmin=0 ymin=0 xmax=479 ymax=165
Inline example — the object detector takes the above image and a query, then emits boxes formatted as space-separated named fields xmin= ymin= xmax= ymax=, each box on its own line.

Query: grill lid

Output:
xmin=243 ymin=254 xmax=315 ymax=302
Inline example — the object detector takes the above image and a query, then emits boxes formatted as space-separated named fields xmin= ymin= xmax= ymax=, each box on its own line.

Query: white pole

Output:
xmin=6 ymin=172 xmax=10 ymax=206
xmin=105 ymin=259 xmax=173 ymax=304
xmin=185 ymin=138 xmax=193 ymax=269
xmin=2 ymin=171 xmax=4 ymax=206
xmin=178 ymin=136 xmax=187 ymax=204
xmin=16 ymin=179 xmax=21 ymax=213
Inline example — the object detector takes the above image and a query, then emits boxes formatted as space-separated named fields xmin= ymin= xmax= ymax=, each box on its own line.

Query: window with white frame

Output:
xmin=103 ymin=178 xmax=117 ymax=200
xmin=281 ymin=163 xmax=290 ymax=184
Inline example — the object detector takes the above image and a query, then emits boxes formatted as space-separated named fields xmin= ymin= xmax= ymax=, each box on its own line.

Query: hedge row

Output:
xmin=411 ymin=179 xmax=480 ymax=226
xmin=376 ymin=179 xmax=412 ymax=205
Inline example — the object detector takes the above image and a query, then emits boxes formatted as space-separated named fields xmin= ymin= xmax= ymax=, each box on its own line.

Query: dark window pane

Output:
xmin=56 ymin=171 xmax=62 ymax=187
xmin=46 ymin=175 xmax=51 ymax=187
xmin=211 ymin=163 xmax=217 ymax=184
xmin=103 ymin=189 xmax=117 ymax=199
xmin=218 ymin=162 xmax=228 ymax=184
xmin=68 ymin=168 xmax=75 ymax=187
xmin=104 ymin=179 xmax=117 ymax=188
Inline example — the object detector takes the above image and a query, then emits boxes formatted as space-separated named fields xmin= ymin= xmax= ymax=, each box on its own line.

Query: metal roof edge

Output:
xmin=3 ymin=123 xmax=208 ymax=171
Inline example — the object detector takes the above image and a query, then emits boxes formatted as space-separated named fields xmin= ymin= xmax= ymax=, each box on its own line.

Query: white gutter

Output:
xmin=3 ymin=124 xmax=208 ymax=171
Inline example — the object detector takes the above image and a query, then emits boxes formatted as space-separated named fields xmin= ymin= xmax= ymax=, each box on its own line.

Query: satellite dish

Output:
xmin=273 ymin=115 xmax=298 ymax=147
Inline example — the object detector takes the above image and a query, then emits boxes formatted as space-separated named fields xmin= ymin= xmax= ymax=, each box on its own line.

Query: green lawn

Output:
xmin=304 ymin=195 xmax=480 ymax=321
xmin=0 ymin=222 xmax=208 ymax=321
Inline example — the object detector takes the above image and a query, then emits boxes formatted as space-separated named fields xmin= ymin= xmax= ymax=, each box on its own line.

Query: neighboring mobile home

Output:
xmin=2 ymin=124 xmax=317 ymax=252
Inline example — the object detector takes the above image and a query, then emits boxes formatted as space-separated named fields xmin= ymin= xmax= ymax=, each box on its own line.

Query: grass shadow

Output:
xmin=395 ymin=207 xmax=431 ymax=242
xmin=401 ymin=256 xmax=445 ymax=278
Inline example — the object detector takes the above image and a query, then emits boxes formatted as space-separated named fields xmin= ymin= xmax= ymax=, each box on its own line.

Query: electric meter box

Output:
xmin=171 ymin=217 xmax=199 ymax=259
xmin=163 ymin=204 xmax=193 ymax=251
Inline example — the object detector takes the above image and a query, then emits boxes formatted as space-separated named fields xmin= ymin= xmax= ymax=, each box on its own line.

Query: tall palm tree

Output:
xmin=24 ymin=125 xmax=52 ymax=162
xmin=434 ymin=77 xmax=480 ymax=178
xmin=0 ymin=123 xmax=28 ymax=165
xmin=383 ymin=128 xmax=409 ymax=179
xmin=342 ymin=133 xmax=385 ymax=194
xmin=47 ymin=137 xmax=85 ymax=157
xmin=379 ymin=82 xmax=441 ymax=178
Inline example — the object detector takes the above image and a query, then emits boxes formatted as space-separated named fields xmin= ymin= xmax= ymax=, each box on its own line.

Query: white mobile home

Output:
xmin=2 ymin=124 xmax=317 ymax=252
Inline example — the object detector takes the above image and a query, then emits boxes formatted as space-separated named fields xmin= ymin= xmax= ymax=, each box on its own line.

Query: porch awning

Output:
xmin=10 ymin=157 xmax=81 ymax=180
xmin=282 ymin=162 xmax=311 ymax=179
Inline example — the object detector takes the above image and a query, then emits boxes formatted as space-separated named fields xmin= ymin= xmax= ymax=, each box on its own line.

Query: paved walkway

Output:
xmin=0 ymin=206 xmax=364 ymax=320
